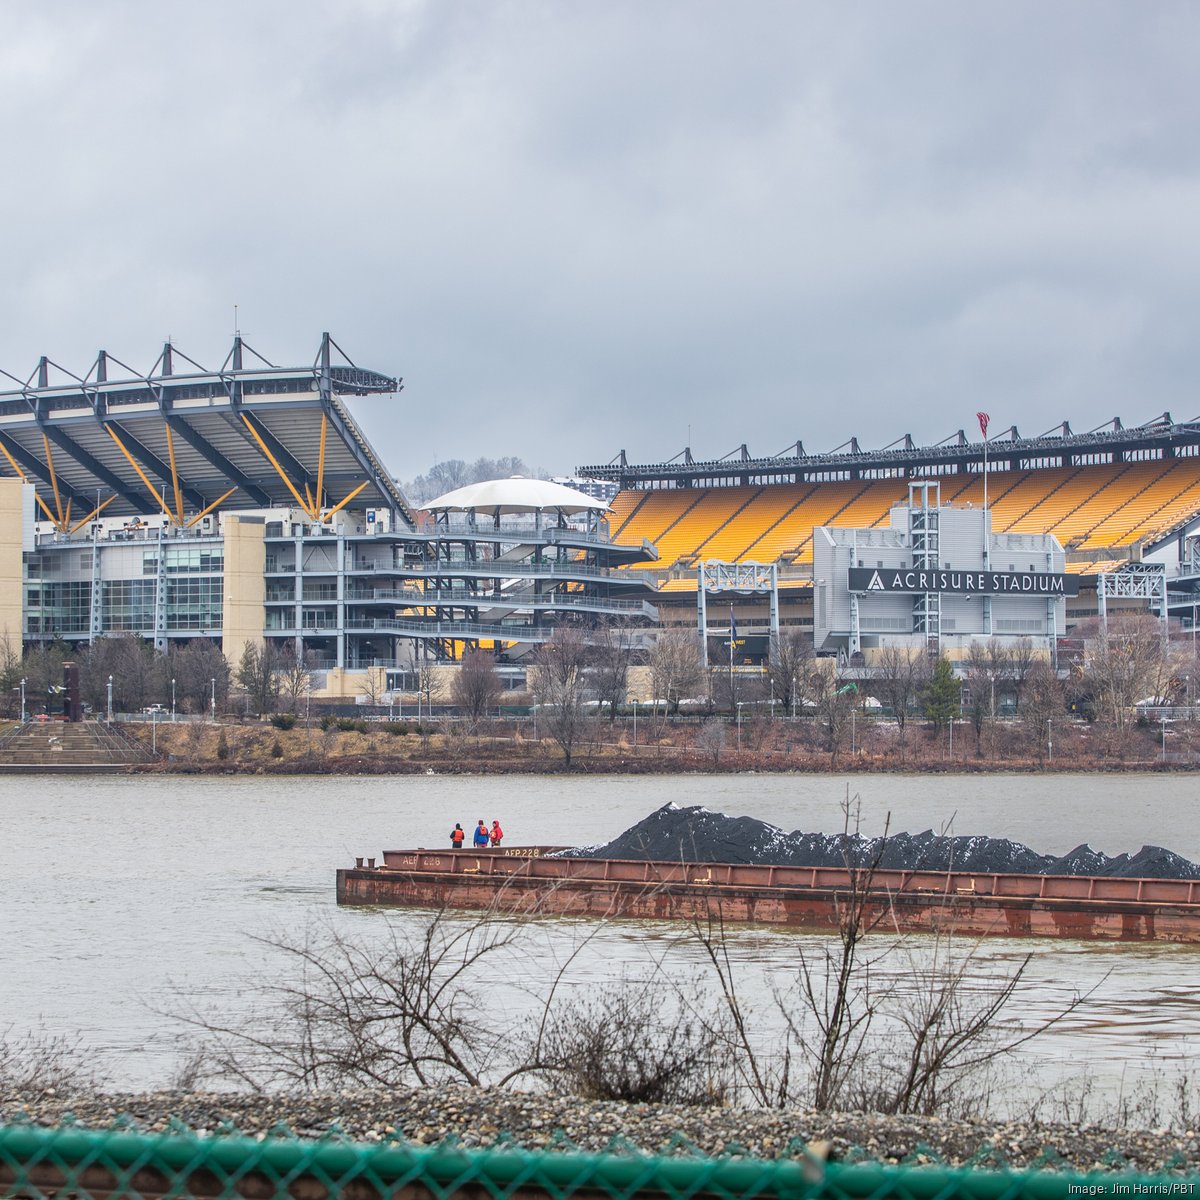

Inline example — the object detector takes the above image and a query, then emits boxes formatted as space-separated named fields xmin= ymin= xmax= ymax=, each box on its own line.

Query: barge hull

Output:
xmin=336 ymin=849 xmax=1200 ymax=944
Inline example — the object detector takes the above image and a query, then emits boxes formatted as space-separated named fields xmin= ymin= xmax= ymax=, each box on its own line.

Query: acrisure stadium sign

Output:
xmin=847 ymin=568 xmax=1079 ymax=597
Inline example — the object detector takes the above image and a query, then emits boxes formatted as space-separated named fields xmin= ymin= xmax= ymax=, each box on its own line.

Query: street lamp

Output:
xmin=1047 ymin=718 xmax=1053 ymax=764
xmin=106 ymin=674 xmax=113 ymax=723
xmin=631 ymin=697 xmax=638 ymax=747
xmin=737 ymin=701 xmax=744 ymax=751
xmin=151 ymin=706 xmax=157 ymax=753
xmin=19 ymin=677 xmax=25 ymax=723
xmin=210 ymin=677 xmax=216 ymax=722
xmin=171 ymin=677 xmax=176 ymax=723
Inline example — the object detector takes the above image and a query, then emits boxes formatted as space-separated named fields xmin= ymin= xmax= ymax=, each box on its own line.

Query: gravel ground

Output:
xmin=1 ymin=1087 xmax=1197 ymax=1175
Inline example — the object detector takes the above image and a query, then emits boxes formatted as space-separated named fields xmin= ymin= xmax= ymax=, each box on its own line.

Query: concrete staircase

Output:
xmin=0 ymin=720 xmax=157 ymax=770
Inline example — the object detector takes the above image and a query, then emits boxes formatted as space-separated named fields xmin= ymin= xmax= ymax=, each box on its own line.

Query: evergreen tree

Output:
xmin=923 ymin=655 xmax=959 ymax=728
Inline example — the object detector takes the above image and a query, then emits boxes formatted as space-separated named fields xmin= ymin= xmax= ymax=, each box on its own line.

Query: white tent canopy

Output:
xmin=425 ymin=476 xmax=609 ymax=516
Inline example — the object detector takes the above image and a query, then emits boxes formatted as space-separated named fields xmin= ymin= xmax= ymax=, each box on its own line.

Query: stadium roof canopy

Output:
xmin=0 ymin=332 xmax=412 ymax=528
xmin=426 ymin=476 xmax=609 ymax=515
xmin=579 ymin=414 xmax=1200 ymax=489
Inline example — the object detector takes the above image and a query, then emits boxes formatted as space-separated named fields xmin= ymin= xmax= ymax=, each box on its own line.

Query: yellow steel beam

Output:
xmin=304 ymin=482 xmax=314 ymax=514
xmin=106 ymin=426 xmax=171 ymax=516
xmin=0 ymin=440 xmax=27 ymax=481
xmin=185 ymin=486 xmax=238 ymax=529
xmin=316 ymin=413 xmax=327 ymax=515
xmin=240 ymin=414 xmax=313 ymax=518
xmin=41 ymin=435 xmax=65 ymax=527
xmin=68 ymin=495 xmax=117 ymax=534
xmin=165 ymin=425 xmax=185 ymax=526
xmin=321 ymin=480 xmax=368 ymax=521
xmin=35 ymin=494 xmax=60 ymax=527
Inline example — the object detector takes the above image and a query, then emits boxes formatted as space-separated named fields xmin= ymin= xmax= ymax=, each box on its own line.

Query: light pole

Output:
xmin=632 ymin=698 xmax=638 ymax=747
xmin=151 ymin=706 xmax=157 ymax=753
xmin=171 ymin=677 xmax=176 ymax=723
xmin=1047 ymin=718 xmax=1053 ymax=764
xmin=210 ymin=677 xmax=216 ymax=722
xmin=1162 ymin=715 xmax=1168 ymax=763
xmin=19 ymin=677 xmax=25 ymax=723
xmin=106 ymin=675 xmax=113 ymax=722
xmin=737 ymin=701 xmax=744 ymax=751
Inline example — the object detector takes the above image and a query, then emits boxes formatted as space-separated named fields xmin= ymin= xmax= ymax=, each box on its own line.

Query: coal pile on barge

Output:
xmin=565 ymin=804 xmax=1200 ymax=880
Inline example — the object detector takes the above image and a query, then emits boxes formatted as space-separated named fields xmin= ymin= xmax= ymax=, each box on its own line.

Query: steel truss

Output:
xmin=696 ymin=560 xmax=780 ymax=667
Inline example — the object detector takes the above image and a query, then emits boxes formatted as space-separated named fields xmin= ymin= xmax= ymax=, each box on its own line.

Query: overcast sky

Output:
xmin=2 ymin=2 xmax=1197 ymax=483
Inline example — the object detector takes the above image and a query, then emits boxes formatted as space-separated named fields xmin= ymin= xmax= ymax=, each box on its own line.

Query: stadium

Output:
xmin=4 ymin=332 xmax=1200 ymax=700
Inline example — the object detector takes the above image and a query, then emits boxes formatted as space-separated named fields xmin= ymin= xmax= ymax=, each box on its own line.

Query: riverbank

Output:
xmin=117 ymin=718 xmax=1200 ymax=775
xmin=0 ymin=1087 xmax=1195 ymax=1174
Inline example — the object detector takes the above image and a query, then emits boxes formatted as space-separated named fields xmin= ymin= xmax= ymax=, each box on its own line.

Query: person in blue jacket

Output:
xmin=473 ymin=820 xmax=490 ymax=848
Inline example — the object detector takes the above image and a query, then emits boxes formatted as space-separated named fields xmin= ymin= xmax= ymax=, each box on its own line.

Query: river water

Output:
xmin=1 ymin=772 xmax=1197 ymax=1110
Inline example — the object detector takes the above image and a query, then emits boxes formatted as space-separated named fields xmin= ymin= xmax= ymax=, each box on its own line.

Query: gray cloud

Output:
xmin=1 ymin=1 xmax=1197 ymax=480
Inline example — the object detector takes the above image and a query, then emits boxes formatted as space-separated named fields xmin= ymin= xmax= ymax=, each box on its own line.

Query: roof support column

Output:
xmin=154 ymin=528 xmax=168 ymax=654
xmin=336 ymin=531 xmax=346 ymax=671
xmin=89 ymin=530 xmax=103 ymax=644
xmin=294 ymin=527 xmax=304 ymax=662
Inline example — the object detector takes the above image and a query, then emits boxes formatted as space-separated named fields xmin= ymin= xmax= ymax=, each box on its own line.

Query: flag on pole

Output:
xmin=977 ymin=411 xmax=990 ymax=438
xmin=729 ymin=604 xmax=738 ymax=640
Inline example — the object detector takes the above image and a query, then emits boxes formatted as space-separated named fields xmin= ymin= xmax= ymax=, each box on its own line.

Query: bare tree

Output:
xmin=452 ymin=648 xmax=503 ymax=725
xmin=277 ymin=650 xmax=315 ymax=714
xmin=74 ymin=634 xmax=161 ymax=714
xmin=766 ymin=629 xmax=814 ymax=715
xmin=806 ymin=659 xmax=856 ymax=764
xmin=528 ymin=625 xmax=594 ymax=767
xmin=0 ymin=630 xmax=22 ymax=715
xmin=540 ymin=977 xmax=728 ymax=1104
xmin=358 ymin=665 xmax=386 ymax=707
xmin=170 ymin=640 xmax=230 ymax=716
xmin=236 ymin=641 xmax=283 ymax=717
xmin=694 ymin=796 xmax=1092 ymax=1113
xmin=1008 ymin=637 xmax=1037 ymax=712
xmin=650 ymin=628 xmax=705 ymax=716
xmin=590 ymin=619 xmax=635 ymax=720
xmin=1076 ymin=613 xmax=1181 ymax=730
xmin=1020 ymin=659 xmax=1064 ymax=763
xmin=695 ymin=718 xmax=727 ymax=767
xmin=871 ymin=646 xmax=929 ymax=755
xmin=177 ymin=912 xmax=531 ymax=1091
xmin=963 ymin=641 xmax=1004 ymax=758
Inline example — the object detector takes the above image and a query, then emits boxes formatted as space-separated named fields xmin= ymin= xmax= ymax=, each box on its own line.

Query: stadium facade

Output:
xmin=5 ymin=332 xmax=1200 ymax=698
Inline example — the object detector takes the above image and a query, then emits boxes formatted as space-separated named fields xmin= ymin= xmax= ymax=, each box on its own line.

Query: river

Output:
xmin=1 ymin=772 xmax=1197 ymax=1112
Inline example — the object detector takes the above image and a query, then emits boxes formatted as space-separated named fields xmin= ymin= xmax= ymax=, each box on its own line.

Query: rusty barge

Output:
xmin=337 ymin=847 xmax=1200 ymax=943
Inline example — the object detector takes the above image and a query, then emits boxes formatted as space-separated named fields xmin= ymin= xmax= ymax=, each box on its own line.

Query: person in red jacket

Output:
xmin=450 ymin=823 xmax=465 ymax=849
xmin=490 ymin=819 xmax=503 ymax=847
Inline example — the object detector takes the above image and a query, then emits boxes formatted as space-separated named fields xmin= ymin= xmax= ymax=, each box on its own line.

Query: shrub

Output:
xmin=270 ymin=739 xmax=284 ymax=758
xmin=319 ymin=715 xmax=338 ymax=731
xmin=216 ymin=731 xmax=229 ymax=761
xmin=270 ymin=713 xmax=297 ymax=730
xmin=381 ymin=721 xmax=410 ymax=736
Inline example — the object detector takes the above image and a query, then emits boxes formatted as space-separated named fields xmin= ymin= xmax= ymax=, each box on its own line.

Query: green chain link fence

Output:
xmin=1 ymin=1122 xmax=1197 ymax=1200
